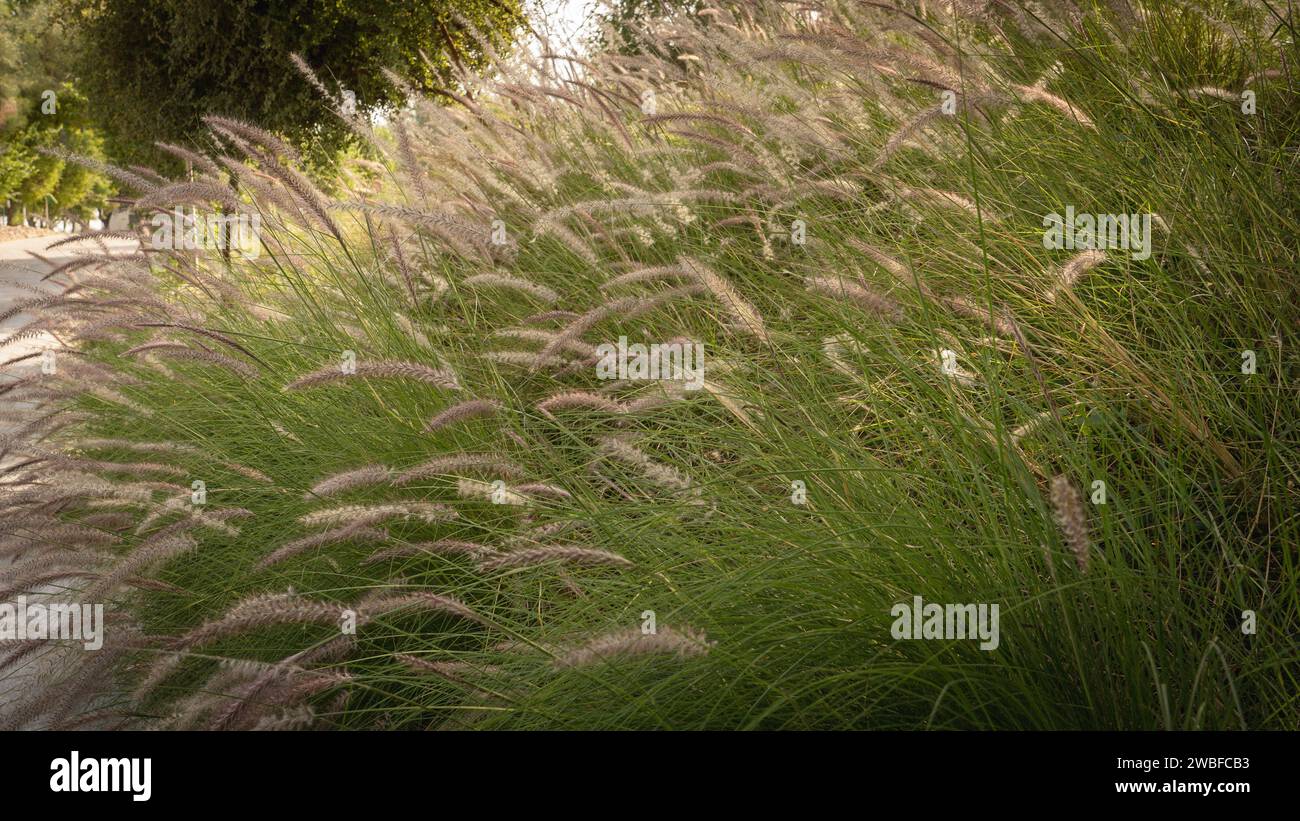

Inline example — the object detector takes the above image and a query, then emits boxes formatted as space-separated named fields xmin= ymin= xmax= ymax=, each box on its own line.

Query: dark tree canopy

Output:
xmin=70 ymin=0 xmax=523 ymax=167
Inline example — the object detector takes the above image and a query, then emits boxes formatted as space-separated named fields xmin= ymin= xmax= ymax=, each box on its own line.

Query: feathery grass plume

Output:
xmin=937 ymin=295 xmax=1021 ymax=339
xmin=134 ymin=498 xmax=250 ymax=537
xmin=530 ymin=285 xmax=706 ymax=366
xmin=2 ymin=642 xmax=130 ymax=730
xmin=170 ymin=591 xmax=346 ymax=651
xmin=1009 ymin=84 xmax=1096 ymax=128
xmin=0 ymin=515 xmax=117 ymax=547
xmin=337 ymin=202 xmax=493 ymax=257
xmin=1049 ymin=475 xmax=1092 ymax=572
xmin=151 ymin=346 xmax=260 ymax=379
xmin=1184 ymin=86 xmax=1239 ymax=102
xmin=0 ymin=569 xmax=104 ymax=602
xmin=28 ymin=470 xmax=158 ymax=505
xmin=0 ymin=293 xmax=73 ymax=325
xmin=306 ymin=464 xmax=392 ymax=499
xmin=457 ymin=477 xmax=528 ymax=506
xmin=505 ymin=519 xmax=583 ymax=549
xmin=36 ymin=252 xmax=146 ymax=283
xmin=202 ymin=115 xmax=302 ymax=164
xmin=43 ymin=231 xmax=143 ymax=251
xmin=0 ymin=550 xmax=113 ymax=589
xmin=200 ymin=641 xmax=358 ymax=730
xmin=284 ymin=361 xmax=460 ymax=391
xmin=554 ymin=625 xmax=714 ymax=668
xmin=132 ymin=650 xmax=188 ymax=706
xmin=423 ymin=398 xmax=502 ymax=432
xmin=396 ymin=453 xmax=524 ymax=484
xmin=44 ymin=355 xmax=140 ymax=386
xmin=663 ymin=127 xmax=743 ymax=154
xmin=462 ymin=273 xmax=558 ymax=303
xmin=894 ymin=184 xmax=985 ymax=217
xmin=600 ymin=264 xmax=691 ymax=291
xmin=396 ymin=654 xmax=501 ymax=683
xmin=132 ymin=180 xmax=248 ymax=214
xmin=292 ymin=52 xmax=379 ymax=146
xmin=493 ymin=327 xmax=597 ymax=358
xmin=513 ymin=482 xmax=572 ymax=500
xmin=621 ymin=382 xmax=690 ymax=414
xmin=49 ymin=708 xmax=133 ymax=731
xmin=216 ymin=155 xmax=311 ymax=226
xmin=679 ymin=256 xmax=769 ymax=341
xmin=805 ymin=276 xmax=903 ymax=320
xmin=844 ymin=237 xmax=915 ymax=284
xmin=873 ymin=103 xmax=949 ymax=169
xmin=361 ymin=589 xmax=485 ymax=624
xmin=84 ymin=533 xmax=198 ymax=599
xmin=35 ymin=145 xmax=157 ymax=192
xmin=257 ymin=523 xmax=388 ymax=570
xmin=128 ymin=165 xmax=168 ymax=186
xmin=386 ymin=233 xmax=420 ymax=306
xmin=641 ymin=111 xmax=757 ymax=136
xmin=484 ymin=349 xmax=572 ymax=369
xmin=597 ymin=435 xmax=694 ymax=493
xmin=1046 ymin=249 xmax=1107 ymax=302
xmin=534 ymin=218 xmax=599 ymax=265
xmin=252 ymin=155 xmax=344 ymax=242
xmin=364 ymin=539 xmax=498 ymax=564
xmin=392 ymin=312 xmax=434 ymax=349
xmin=129 ymin=321 xmax=266 ymax=364
xmin=252 ymin=705 xmax=317 ymax=731
xmin=298 ymin=502 xmax=457 ymax=530
xmin=72 ymin=438 xmax=201 ymax=458
xmin=776 ymin=33 xmax=957 ymax=90
xmin=537 ymin=390 xmax=625 ymax=418
xmin=80 ymin=384 xmax=154 ymax=417
xmin=0 ymin=327 xmax=52 ymax=351
xmin=268 ymin=421 xmax=302 ymax=445
xmin=524 ymin=310 xmax=580 ymax=324
xmin=478 ymin=545 xmax=632 ymax=572
xmin=155 ymin=142 xmax=222 ymax=178
xmin=288 ymin=52 xmax=338 ymax=107
xmin=48 ymin=455 xmax=188 ymax=479
xmin=388 ymin=107 xmax=430 ymax=208
xmin=219 ymin=461 xmax=272 ymax=483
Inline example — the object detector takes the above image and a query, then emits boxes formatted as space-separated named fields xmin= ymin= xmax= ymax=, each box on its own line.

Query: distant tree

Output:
xmin=1 ymin=1 xmax=112 ymax=225
xmin=68 ymin=0 xmax=524 ymax=168
xmin=594 ymin=0 xmax=702 ymax=54
xmin=51 ymin=126 xmax=111 ymax=224
xmin=2 ymin=83 xmax=113 ymax=226
xmin=0 ymin=145 xmax=35 ymax=223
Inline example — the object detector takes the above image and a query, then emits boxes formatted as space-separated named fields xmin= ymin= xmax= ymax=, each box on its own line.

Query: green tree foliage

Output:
xmin=69 ymin=0 xmax=524 ymax=167
xmin=50 ymin=126 xmax=111 ymax=221
xmin=4 ymin=85 xmax=113 ymax=222
xmin=1 ymin=1 xmax=111 ymax=224
xmin=594 ymin=0 xmax=701 ymax=54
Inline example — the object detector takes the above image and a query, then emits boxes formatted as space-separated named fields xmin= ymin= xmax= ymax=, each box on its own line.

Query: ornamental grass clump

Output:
xmin=0 ymin=0 xmax=1295 ymax=730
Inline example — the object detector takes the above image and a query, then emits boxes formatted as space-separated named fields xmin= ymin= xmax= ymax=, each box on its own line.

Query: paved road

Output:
xmin=0 ymin=233 xmax=138 ymax=431
xmin=0 ymin=234 xmax=135 ymax=728
xmin=0 ymin=235 xmax=69 ymax=406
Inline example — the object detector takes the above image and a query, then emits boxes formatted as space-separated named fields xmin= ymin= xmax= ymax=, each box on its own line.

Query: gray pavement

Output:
xmin=0 ymin=233 xmax=136 ymax=728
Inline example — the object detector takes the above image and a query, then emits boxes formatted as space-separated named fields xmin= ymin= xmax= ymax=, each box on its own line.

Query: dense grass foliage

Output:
xmin=2 ymin=0 xmax=1296 ymax=730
